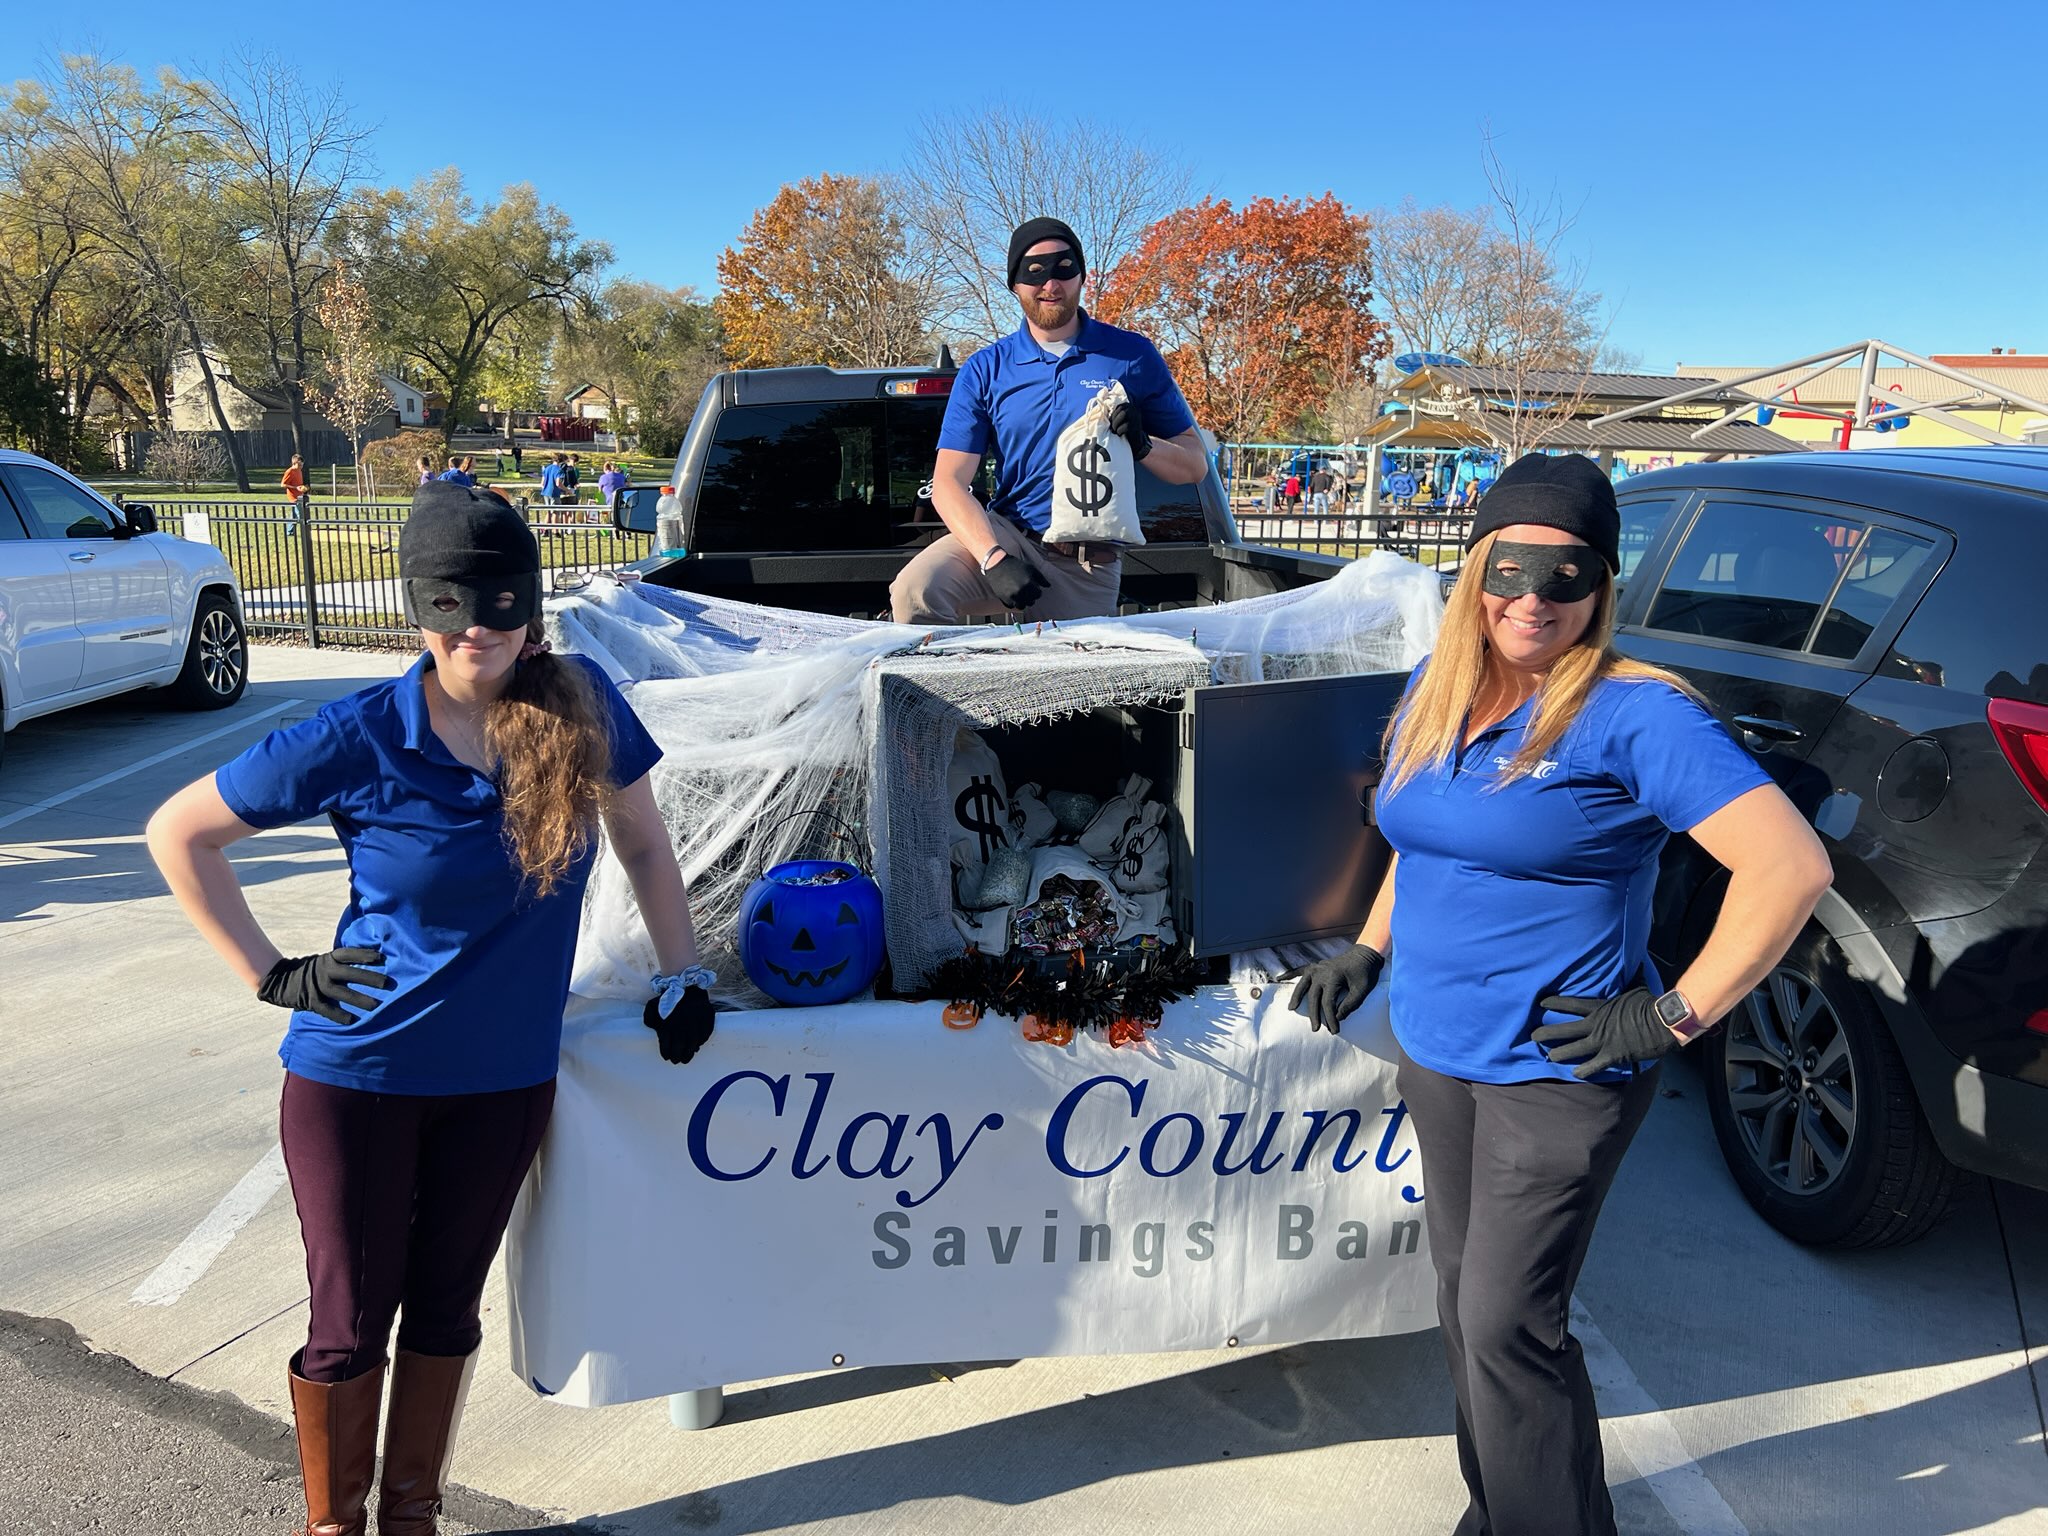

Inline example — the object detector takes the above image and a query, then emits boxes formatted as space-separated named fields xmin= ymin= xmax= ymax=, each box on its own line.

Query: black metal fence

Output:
xmin=147 ymin=499 xmax=653 ymax=650
xmin=1235 ymin=507 xmax=1476 ymax=574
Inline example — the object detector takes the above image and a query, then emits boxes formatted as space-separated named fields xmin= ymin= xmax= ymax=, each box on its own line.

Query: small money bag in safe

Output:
xmin=1048 ymin=381 xmax=1145 ymax=546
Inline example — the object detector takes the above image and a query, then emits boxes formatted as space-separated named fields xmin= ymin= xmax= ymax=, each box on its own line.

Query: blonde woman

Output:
xmin=147 ymin=482 xmax=714 ymax=1536
xmin=1286 ymin=453 xmax=1830 ymax=1536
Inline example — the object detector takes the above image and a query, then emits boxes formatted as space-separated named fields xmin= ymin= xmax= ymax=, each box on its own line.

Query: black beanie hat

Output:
xmin=399 ymin=480 xmax=542 ymax=632
xmin=1007 ymin=216 xmax=1085 ymax=288
xmin=1465 ymin=453 xmax=1621 ymax=572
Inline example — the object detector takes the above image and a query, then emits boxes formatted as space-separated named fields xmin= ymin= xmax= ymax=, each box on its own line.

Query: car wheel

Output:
xmin=170 ymin=593 xmax=248 ymax=710
xmin=1702 ymin=925 xmax=1958 ymax=1247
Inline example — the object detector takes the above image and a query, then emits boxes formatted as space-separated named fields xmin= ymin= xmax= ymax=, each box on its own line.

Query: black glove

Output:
xmin=645 ymin=985 xmax=715 ymax=1065
xmin=1532 ymin=987 xmax=1677 ymax=1079
xmin=983 ymin=550 xmax=1049 ymax=611
xmin=1281 ymin=943 xmax=1385 ymax=1035
xmin=257 ymin=948 xmax=395 ymax=1025
xmin=1107 ymin=400 xmax=1153 ymax=461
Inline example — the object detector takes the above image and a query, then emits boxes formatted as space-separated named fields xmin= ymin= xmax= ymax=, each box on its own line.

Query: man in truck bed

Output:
xmin=890 ymin=216 xmax=1211 ymax=625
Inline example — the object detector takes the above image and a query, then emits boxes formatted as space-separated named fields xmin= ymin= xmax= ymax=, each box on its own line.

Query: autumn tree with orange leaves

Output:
xmin=1095 ymin=194 xmax=1385 ymax=442
xmin=714 ymin=174 xmax=934 ymax=369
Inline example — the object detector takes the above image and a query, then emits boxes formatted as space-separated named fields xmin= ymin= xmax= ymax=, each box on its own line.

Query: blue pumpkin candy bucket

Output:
xmin=736 ymin=811 xmax=886 ymax=1006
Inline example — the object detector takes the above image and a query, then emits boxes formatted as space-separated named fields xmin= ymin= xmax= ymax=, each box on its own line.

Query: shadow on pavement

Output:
xmin=0 ymin=825 xmax=344 ymax=924
xmin=480 ymin=1330 xmax=1452 ymax=1535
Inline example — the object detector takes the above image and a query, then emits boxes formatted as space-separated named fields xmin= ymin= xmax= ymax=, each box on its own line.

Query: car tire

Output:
xmin=169 ymin=592 xmax=247 ymax=710
xmin=1702 ymin=925 xmax=1959 ymax=1247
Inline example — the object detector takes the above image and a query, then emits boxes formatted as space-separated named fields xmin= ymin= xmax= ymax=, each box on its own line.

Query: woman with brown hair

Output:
xmin=147 ymin=481 xmax=714 ymax=1535
xmin=1286 ymin=453 xmax=1831 ymax=1536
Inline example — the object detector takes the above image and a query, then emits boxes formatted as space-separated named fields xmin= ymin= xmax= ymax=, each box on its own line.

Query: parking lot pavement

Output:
xmin=3 ymin=643 xmax=2044 ymax=1534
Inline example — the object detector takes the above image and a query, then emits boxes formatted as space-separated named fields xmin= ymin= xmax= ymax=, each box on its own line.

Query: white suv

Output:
xmin=0 ymin=448 xmax=246 ymax=771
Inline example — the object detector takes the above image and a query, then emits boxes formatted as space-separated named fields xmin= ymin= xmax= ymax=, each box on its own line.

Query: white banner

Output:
xmin=506 ymin=985 xmax=1435 ymax=1406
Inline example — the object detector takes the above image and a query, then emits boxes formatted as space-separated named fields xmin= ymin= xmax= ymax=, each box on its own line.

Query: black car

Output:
xmin=1614 ymin=447 xmax=2048 ymax=1246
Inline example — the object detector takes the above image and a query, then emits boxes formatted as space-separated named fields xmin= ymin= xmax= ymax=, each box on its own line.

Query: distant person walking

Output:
xmin=508 ymin=438 xmax=523 ymax=475
xmin=563 ymin=454 xmax=583 ymax=504
xmin=539 ymin=454 xmax=566 ymax=506
xmin=598 ymin=461 xmax=628 ymax=503
xmin=417 ymin=454 xmax=437 ymax=488
xmin=890 ymin=214 xmax=1207 ymax=624
xmin=1309 ymin=465 xmax=1332 ymax=516
xmin=281 ymin=454 xmax=308 ymax=512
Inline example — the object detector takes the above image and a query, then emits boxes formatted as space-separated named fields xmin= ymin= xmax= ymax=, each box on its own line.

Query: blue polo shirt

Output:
xmin=437 ymin=468 xmax=476 ymax=487
xmin=937 ymin=311 xmax=1196 ymax=534
xmin=1377 ymin=662 xmax=1769 ymax=1085
xmin=215 ymin=653 xmax=662 ymax=1096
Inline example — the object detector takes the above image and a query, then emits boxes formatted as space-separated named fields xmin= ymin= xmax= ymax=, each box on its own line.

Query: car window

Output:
xmin=0 ymin=487 xmax=28 ymax=540
xmin=6 ymin=465 xmax=120 ymax=540
xmin=1646 ymin=499 xmax=1860 ymax=653
xmin=1810 ymin=527 xmax=1938 ymax=660
xmin=1615 ymin=496 xmax=1680 ymax=590
xmin=693 ymin=401 xmax=889 ymax=553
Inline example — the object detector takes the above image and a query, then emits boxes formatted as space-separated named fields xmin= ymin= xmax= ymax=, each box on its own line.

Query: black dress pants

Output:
xmin=1394 ymin=1041 xmax=1661 ymax=1536
xmin=279 ymin=1072 xmax=556 ymax=1383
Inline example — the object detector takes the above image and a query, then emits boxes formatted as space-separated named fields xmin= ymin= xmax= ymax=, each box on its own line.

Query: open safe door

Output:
xmin=1174 ymin=671 xmax=1409 ymax=956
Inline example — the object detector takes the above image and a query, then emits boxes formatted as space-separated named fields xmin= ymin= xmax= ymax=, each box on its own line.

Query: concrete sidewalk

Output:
xmin=1 ymin=643 xmax=2042 ymax=1534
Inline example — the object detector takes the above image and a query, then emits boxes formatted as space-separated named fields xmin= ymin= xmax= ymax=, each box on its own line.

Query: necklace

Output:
xmin=429 ymin=678 xmax=494 ymax=771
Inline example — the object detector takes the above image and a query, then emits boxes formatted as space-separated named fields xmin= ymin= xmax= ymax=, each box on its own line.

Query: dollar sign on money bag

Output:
xmin=955 ymin=774 xmax=1008 ymax=862
xmin=1064 ymin=439 xmax=1113 ymax=516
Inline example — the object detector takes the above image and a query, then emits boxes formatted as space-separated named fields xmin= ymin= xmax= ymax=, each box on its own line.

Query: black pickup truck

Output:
xmin=610 ymin=360 xmax=1347 ymax=613
xmin=613 ymin=365 xmax=2048 ymax=1248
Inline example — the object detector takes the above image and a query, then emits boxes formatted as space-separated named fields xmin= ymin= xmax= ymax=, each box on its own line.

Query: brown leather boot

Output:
xmin=288 ymin=1353 xmax=384 ymax=1536
xmin=375 ymin=1347 xmax=479 ymax=1536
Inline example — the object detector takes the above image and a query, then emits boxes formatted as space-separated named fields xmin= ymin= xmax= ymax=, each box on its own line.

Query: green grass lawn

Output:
xmin=153 ymin=506 xmax=648 ymax=595
xmin=91 ymin=451 xmax=676 ymax=506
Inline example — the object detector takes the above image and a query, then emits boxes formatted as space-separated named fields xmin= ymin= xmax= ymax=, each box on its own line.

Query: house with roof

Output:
xmin=561 ymin=382 xmax=636 ymax=423
xmin=167 ymin=351 xmax=428 ymax=434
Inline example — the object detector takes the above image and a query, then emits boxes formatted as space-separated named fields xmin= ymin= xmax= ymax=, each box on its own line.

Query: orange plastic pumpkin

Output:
xmin=942 ymin=1001 xmax=982 ymax=1030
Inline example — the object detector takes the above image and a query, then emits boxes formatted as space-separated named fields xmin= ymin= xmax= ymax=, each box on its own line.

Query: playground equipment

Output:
xmin=1598 ymin=338 xmax=2048 ymax=451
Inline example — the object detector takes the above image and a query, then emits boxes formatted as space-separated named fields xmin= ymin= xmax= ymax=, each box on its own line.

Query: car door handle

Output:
xmin=1734 ymin=714 xmax=1803 ymax=747
xmin=68 ymin=551 xmax=96 ymax=564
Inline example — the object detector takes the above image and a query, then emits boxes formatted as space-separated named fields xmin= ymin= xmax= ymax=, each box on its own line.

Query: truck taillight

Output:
xmin=1987 ymin=697 xmax=2048 ymax=814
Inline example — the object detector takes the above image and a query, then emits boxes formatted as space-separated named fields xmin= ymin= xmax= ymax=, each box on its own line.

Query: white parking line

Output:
xmin=131 ymin=1143 xmax=289 ymax=1306
xmin=1575 ymin=1297 xmax=1751 ymax=1535
xmin=0 ymin=698 xmax=303 ymax=835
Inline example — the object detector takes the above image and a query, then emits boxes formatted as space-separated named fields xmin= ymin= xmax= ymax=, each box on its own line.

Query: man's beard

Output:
xmin=1021 ymin=289 xmax=1080 ymax=330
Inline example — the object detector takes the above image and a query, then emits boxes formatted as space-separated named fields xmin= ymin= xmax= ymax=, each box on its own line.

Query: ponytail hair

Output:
xmin=484 ymin=619 xmax=612 ymax=898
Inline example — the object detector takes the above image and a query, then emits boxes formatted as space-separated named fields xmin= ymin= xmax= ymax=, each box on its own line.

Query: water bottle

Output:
xmin=655 ymin=486 xmax=686 ymax=558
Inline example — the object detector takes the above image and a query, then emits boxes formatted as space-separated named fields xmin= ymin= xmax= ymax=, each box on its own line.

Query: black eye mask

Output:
xmin=1017 ymin=251 xmax=1082 ymax=286
xmin=1481 ymin=541 xmax=1601 ymax=603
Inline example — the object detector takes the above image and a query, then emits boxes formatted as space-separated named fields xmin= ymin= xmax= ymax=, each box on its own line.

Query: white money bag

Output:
xmin=947 ymin=729 xmax=1010 ymax=879
xmin=1048 ymin=381 xmax=1145 ymax=546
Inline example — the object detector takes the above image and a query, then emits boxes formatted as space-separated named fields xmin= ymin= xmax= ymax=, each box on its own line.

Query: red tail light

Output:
xmin=1987 ymin=697 xmax=2048 ymax=814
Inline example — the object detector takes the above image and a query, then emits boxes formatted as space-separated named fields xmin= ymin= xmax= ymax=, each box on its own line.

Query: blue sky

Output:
xmin=9 ymin=1 xmax=2044 ymax=369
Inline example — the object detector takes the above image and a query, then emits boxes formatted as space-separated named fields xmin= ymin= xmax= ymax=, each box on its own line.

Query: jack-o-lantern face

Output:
xmin=750 ymin=897 xmax=865 ymax=991
xmin=737 ymin=859 xmax=885 ymax=1007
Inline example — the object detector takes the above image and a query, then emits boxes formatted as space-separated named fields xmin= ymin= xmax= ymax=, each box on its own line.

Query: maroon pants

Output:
xmin=279 ymin=1072 xmax=555 ymax=1384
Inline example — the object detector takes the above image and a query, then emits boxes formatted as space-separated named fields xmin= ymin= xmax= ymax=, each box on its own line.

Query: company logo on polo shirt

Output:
xmin=1491 ymin=755 xmax=1560 ymax=779
xmin=1079 ymin=377 xmax=1111 ymax=390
